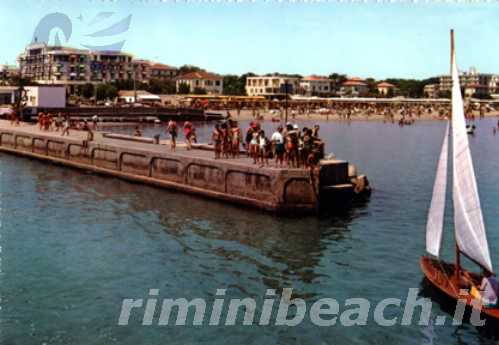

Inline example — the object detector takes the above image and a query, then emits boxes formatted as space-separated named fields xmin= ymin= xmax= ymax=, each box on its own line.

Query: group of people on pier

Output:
xmin=163 ymin=118 xmax=325 ymax=169
xmin=210 ymin=120 xmax=324 ymax=169
xmin=36 ymin=112 xmax=98 ymax=140
xmin=166 ymin=120 xmax=197 ymax=152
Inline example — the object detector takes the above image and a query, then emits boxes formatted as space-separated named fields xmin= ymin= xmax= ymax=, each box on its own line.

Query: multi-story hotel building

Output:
xmin=438 ymin=67 xmax=495 ymax=93
xmin=132 ymin=60 xmax=178 ymax=84
xmin=176 ymin=71 xmax=223 ymax=94
xmin=299 ymin=76 xmax=333 ymax=96
xmin=245 ymin=75 xmax=301 ymax=97
xmin=18 ymin=43 xmax=177 ymax=95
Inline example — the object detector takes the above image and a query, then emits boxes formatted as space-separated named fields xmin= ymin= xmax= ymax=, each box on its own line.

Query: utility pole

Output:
xmin=133 ymin=63 xmax=137 ymax=103
xmin=284 ymin=79 xmax=289 ymax=123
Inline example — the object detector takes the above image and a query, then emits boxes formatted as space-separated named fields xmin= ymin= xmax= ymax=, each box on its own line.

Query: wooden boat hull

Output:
xmin=420 ymin=256 xmax=499 ymax=319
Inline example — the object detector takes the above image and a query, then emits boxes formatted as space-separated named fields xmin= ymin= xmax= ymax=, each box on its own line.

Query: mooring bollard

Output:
xmin=154 ymin=134 xmax=160 ymax=144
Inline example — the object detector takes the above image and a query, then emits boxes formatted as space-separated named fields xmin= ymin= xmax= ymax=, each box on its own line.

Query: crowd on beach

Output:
xmin=242 ymin=101 xmax=495 ymax=125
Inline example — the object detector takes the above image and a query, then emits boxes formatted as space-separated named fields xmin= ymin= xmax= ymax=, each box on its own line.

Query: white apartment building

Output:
xmin=18 ymin=43 xmax=178 ymax=95
xmin=246 ymin=75 xmax=301 ymax=97
xmin=438 ymin=67 xmax=495 ymax=93
xmin=299 ymin=76 xmax=332 ymax=96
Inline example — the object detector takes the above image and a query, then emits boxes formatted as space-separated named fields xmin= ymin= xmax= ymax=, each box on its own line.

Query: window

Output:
xmin=215 ymin=80 xmax=220 ymax=86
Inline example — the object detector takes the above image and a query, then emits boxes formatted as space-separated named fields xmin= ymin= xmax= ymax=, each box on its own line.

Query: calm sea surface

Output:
xmin=1 ymin=117 xmax=499 ymax=345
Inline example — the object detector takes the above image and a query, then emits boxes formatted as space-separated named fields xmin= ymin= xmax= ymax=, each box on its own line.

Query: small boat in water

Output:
xmin=421 ymin=30 xmax=499 ymax=320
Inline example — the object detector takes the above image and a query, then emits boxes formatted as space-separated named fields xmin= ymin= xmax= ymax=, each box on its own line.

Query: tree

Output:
xmin=365 ymin=77 xmax=378 ymax=96
xmin=82 ymin=83 xmax=94 ymax=99
xmin=177 ymin=82 xmax=190 ymax=94
xmin=178 ymin=65 xmax=205 ymax=75
xmin=223 ymin=74 xmax=246 ymax=95
xmin=328 ymin=73 xmax=347 ymax=92
xmin=147 ymin=79 xmax=176 ymax=95
xmin=106 ymin=84 xmax=118 ymax=100
xmin=96 ymin=84 xmax=108 ymax=101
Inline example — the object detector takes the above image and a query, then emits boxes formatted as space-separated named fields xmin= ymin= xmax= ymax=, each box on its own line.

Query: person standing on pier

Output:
xmin=271 ymin=126 xmax=285 ymax=168
xmin=167 ymin=119 xmax=178 ymax=151
xmin=231 ymin=121 xmax=241 ymax=159
xmin=212 ymin=123 xmax=222 ymax=159
xmin=258 ymin=130 xmax=270 ymax=166
xmin=183 ymin=120 xmax=193 ymax=150
xmin=61 ymin=115 xmax=70 ymax=136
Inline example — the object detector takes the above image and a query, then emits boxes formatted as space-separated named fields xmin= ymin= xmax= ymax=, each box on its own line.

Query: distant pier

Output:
xmin=0 ymin=120 xmax=368 ymax=214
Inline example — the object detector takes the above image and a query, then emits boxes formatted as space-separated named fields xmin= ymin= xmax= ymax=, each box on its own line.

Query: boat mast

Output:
xmin=450 ymin=29 xmax=462 ymax=282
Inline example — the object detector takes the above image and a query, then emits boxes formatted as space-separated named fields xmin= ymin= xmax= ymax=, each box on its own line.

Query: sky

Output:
xmin=1 ymin=0 xmax=499 ymax=79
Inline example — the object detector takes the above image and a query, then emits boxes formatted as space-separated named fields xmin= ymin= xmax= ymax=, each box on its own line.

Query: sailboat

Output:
xmin=420 ymin=30 xmax=499 ymax=319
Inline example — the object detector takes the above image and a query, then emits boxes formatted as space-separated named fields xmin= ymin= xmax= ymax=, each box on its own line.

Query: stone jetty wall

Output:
xmin=0 ymin=128 xmax=325 ymax=213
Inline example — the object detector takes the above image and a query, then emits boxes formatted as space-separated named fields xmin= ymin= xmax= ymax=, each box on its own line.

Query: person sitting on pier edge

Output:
xmin=211 ymin=123 xmax=222 ymax=159
xmin=133 ymin=126 xmax=142 ymax=137
xmin=166 ymin=120 xmax=177 ymax=152
xmin=271 ymin=126 xmax=285 ymax=168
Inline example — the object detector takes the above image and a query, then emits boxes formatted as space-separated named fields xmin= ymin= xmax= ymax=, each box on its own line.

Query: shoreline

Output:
xmin=200 ymin=110 xmax=499 ymax=123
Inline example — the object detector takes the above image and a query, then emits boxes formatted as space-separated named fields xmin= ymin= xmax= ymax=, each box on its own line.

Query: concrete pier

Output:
xmin=0 ymin=120 xmax=365 ymax=214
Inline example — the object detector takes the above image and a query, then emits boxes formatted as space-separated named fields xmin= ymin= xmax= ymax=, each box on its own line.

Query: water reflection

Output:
xmin=27 ymin=158 xmax=366 ymax=298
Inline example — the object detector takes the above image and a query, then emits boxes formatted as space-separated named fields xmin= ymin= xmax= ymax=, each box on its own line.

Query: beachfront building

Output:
xmin=438 ymin=67 xmax=496 ymax=96
xmin=118 ymin=90 xmax=161 ymax=103
xmin=0 ymin=85 xmax=66 ymax=107
xmin=18 ymin=43 xmax=134 ymax=95
xmin=0 ymin=65 xmax=20 ymax=82
xmin=246 ymin=75 xmax=301 ymax=98
xmin=299 ymin=76 xmax=333 ymax=96
xmin=150 ymin=63 xmax=177 ymax=80
xmin=376 ymin=81 xmax=396 ymax=96
xmin=339 ymin=77 xmax=369 ymax=97
xmin=132 ymin=60 xmax=178 ymax=84
xmin=175 ymin=71 xmax=223 ymax=95
xmin=423 ymin=84 xmax=439 ymax=98
xmin=17 ymin=43 xmax=178 ymax=95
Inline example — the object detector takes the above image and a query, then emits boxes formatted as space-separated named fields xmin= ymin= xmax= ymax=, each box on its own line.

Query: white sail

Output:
xmin=426 ymin=122 xmax=449 ymax=257
xmin=451 ymin=47 xmax=493 ymax=272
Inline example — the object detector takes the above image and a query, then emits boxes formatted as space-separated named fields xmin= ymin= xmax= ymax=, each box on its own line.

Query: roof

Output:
xmin=118 ymin=90 xmax=154 ymax=97
xmin=465 ymin=84 xmax=490 ymax=89
xmin=377 ymin=82 xmax=395 ymax=88
xmin=342 ymin=78 xmax=367 ymax=86
xmin=177 ymin=71 xmax=222 ymax=81
xmin=0 ymin=86 xmax=18 ymax=92
xmin=150 ymin=63 xmax=177 ymax=71
xmin=302 ymin=75 xmax=330 ymax=81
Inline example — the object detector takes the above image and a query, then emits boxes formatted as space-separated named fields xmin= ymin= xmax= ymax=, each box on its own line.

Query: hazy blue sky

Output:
xmin=1 ymin=0 xmax=498 ymax=79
